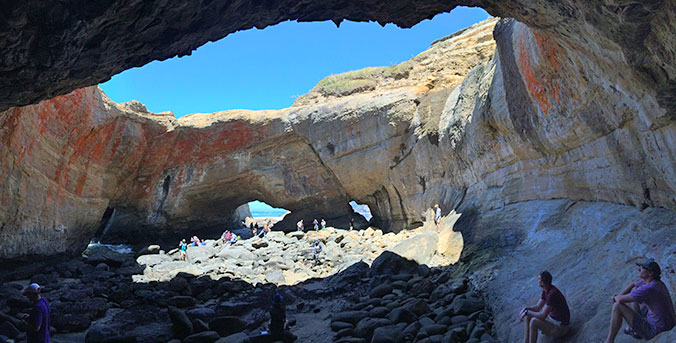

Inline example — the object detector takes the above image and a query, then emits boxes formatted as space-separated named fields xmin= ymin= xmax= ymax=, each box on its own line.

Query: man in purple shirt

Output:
xmin=519 ymin=271 xmax=571 ymax=343
xmin=22 ymin=283 xmax=50 ymax=343
xmin=605 ymin=259 xmax=676 ymax=342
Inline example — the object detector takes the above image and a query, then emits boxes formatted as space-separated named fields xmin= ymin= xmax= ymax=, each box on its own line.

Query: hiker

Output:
xmin=179 ymin=239 xmax=188 ymax=260
xmin=605 ymin=259 xmax=676 ymax=342
xmin=312 ymin=239 xmax=322 ymax=265
xmin=312 ymin=219 xmax=319 ymax=231
xmin=434 ymin=204 xmax=441 ymax=232
xmin=349 ymin=217 xmax=354 ymax=231
xmin=269 ymin=292 xmax=297 ymax=342
xmin=22 ymin=283 xmax=50 ymax=343
xmin=321 ymin=219 xmax=326 ymax=230
xmin=519 ymin=271 xmax=571 ymax=343
xmin=296 ymin=219 xmax=304 ymax=232
xmin=267 ymin=219 xmax=273 ymax=231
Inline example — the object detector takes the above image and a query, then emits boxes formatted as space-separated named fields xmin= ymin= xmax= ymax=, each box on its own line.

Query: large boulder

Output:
xmin=187 ymin=246 xmax=216 ymax=264
xmin=369 ymin=252 xmax=418 ymax=277
xmin=389 ymin=232 xmax=437 ymax=265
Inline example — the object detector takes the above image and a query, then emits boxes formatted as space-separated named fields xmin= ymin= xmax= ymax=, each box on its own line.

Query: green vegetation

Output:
xmin=313 ymin=62 xmax=412 ymax=97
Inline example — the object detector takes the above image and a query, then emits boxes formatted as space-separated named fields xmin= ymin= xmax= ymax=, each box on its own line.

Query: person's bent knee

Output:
xmin=529 ymin=317 xmax=543 ymax=328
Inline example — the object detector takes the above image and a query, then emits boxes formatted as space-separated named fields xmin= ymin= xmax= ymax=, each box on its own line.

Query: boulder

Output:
xmin=369 ymin=284 xmax=393 ymax=298
xmin=168 ymin=306 xmax=193 ymax=339
xmin=389 ymin=232 xmax=437 ymax=265
xmin=217 ymin=247 xmax=255 ymax=261
xmin=187 ymin=246 xmax=216 ymax=264
xmin=449 ymin=297 xmax=484 ymax=316
xmin=371 ymin=325 xmax=402 ymax=343
xmin=137 ymin=254 xmax=172 ymax=267
xmin=183 ymin=331 xmax=220 ymax=343
xmin=51 ymin=313 xmax=92 ymax=332
xmin=369 ymin=252 xmax=418 ymax=277
xmin=208 ymin=316 xmax=247 ymax=337
xmin=265 ymin=270 xmax=286 ymax=284
xmin=436 ymin=227 xmax=463 ymax=263
xmin=215 ymin=332 xmax=249 ymax=343
xmin=137 ymin=245 xmax=161 ymax=257
xmin=354 ymin=318 xmax=392 ymax=341
xmin=331 ymin=311 xmax=369 ymax=325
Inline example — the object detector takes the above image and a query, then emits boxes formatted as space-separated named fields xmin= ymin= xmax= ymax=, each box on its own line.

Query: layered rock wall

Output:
xmin=2 ymin=1 xmax=676 ymax=342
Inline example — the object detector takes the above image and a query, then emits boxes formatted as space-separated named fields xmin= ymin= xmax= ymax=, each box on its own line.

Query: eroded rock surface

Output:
xmin=1 ymin=2 xmax=676 ymax=342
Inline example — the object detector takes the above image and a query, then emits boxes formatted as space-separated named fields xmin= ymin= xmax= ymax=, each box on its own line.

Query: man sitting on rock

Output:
xmin=519 ymin=271 xmax=570 ymax=343
xmin=605 ymin=259 xmax=676 ymax=343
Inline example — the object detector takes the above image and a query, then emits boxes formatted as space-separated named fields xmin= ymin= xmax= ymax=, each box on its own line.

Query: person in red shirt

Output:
xmin=519 ymin=271 xmax=571 ymax=343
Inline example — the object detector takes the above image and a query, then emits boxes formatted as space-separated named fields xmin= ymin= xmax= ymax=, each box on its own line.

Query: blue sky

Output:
xmin=100 ymin=7 xmax=490 ymax=118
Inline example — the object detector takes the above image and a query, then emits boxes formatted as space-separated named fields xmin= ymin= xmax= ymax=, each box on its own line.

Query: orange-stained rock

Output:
xmin=1 ymin=17 xmax=676 ymax=261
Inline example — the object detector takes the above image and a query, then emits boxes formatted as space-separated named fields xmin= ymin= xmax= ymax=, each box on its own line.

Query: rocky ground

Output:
xmin=135 ymin=222 xmax=462 ymax=286
xmin=0 ymin=224 xmax=493 ymax=343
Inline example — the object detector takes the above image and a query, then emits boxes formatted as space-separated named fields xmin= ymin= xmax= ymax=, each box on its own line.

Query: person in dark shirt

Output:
xmin=519 ymin=271 xmax=571 ymax=343
xmin=605 ymin=259 xmax=676 ymax=342
xmin=269 ymin=292 xmax=296 ymax=343
xmin=22 ymin=283 xmax=50 ymax=343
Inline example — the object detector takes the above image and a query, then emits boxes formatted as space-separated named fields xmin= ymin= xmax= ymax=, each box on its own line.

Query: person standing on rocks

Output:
xmin=312 ymin=219 xmax=319 ymax=231
xmin=296 ymin=219 xmax=304 ymax=232
xmin=269 ymin=292 xmax=297 ymax=342
xmin=605 ymin=259 xmax=676 ymax=342
xmin=434 ymin=204 xmax=442 ymax=232
xmin=320 ymin=218 xmax=326 ymax=230
xmin=312 ymin=239 xmax=322 ymax=265
xmin=22 ymin=283 xmax=50 ymax=343
xmin=519 ymin=271 xmax=570 ymax=343
xmin=179 ymin=239 xmax=188 ymax=260
xmin=349 ymin=217 xmax=354 ymax=231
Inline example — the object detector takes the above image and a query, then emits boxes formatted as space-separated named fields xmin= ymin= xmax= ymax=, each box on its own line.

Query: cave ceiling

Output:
xmin=0 ymin=0 xmax=672 ymax=113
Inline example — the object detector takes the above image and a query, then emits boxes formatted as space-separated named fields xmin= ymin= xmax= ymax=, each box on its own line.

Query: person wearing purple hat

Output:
xmin=605 ymin=258 xmax=676 ymax=342
xmin=22 ymin=283 xmax=50 ymax=343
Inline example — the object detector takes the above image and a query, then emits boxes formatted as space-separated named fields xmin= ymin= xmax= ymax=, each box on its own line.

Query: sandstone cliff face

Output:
xmin=0 ymin=19 xmax=500 ymax=256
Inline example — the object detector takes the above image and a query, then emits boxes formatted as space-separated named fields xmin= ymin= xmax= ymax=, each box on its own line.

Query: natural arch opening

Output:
xmin=99 ymin=7 xmax=491 ymax=116
xmin=241 ymin=200 xmax=290 ymax=236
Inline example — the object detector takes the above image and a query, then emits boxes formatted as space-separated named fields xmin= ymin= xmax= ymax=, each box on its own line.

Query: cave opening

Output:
xmin=91 ymin=207 xmax=116 ymax=244
xmin=98 ymin=7 xmax=491 ymax=117
xmin=241 ymin=200 xmax=290 ymax=234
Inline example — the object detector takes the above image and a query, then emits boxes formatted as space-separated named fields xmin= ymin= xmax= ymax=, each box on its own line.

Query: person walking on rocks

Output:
xmin=434 ymin=204 xmax=442 ymax=232
xmin=312 ymin=239 xmax=322 ymax=265
xmin=605 ymin=259 xmax=676 ymax=342
xmin=519 ymin=271 xmax=570 ymax=343
xmin=321 ymin=218 xmax=326 ymax=230
xmin=269 ymin=292 xmax=297 ymax=342
xmin=179 ymin=239 xmax=188 ymax=260
xmin=22 ymin=283 xmax=50 ymax=343
xmin=312 ymin=219 xmax=319 ymax=231
xmin=296 ymin=219 xmax=304 ymax=232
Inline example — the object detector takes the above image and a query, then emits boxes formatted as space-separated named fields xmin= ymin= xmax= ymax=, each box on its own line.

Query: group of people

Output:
xmin=177 ymin=236 xmax=206 ymax=260
xmin=250 ymin=219 xmax=273 ymax=239
xmin=296 ymin=218 xmax=326 ymax=232
xmin=521 ymin=259 xmax=675 ymax=343
xmin=220 ymin=230 xmax=239 ymax=246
